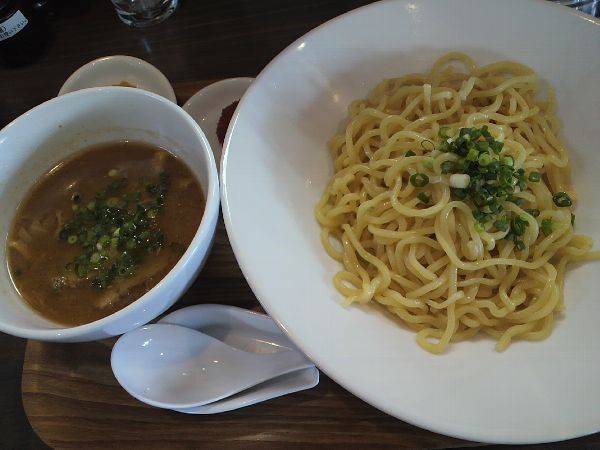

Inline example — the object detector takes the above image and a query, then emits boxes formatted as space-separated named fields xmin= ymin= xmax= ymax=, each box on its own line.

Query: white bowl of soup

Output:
xmin=0 ymin=86 xmax=219 ymax=342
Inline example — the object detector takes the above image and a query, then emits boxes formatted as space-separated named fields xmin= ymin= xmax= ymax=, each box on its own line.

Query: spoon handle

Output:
xmin=256 ymin=348 xmax=314 ymax=377
xmin=173 ymin=367 xmax=319 ymax=415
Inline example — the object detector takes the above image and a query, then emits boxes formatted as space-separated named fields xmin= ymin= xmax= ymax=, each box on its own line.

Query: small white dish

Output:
xmin=182 ymin=78 xmax=253 ymax=169
xmin=58 ymin=55 xmax=177 ymax=103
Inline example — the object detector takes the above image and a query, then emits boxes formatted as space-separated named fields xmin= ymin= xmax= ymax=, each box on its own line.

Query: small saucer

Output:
xmin=182 ymin=77 xmax=253 ymax=170
xmin=58 ymin=55 xmax=176 ymax=103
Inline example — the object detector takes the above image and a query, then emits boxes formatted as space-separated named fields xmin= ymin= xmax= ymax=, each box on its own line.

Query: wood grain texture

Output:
xmin=22 ymin=209 xmax=477 ymax=449
xmin=21 ymin=215 xmax=600 ymax=450
xmin=23 ymin=338 xmax=474 ymax=450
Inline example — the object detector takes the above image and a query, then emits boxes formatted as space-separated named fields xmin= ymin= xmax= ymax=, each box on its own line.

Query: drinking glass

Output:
xmin=110 ymin=0 xmax=178 ymax=28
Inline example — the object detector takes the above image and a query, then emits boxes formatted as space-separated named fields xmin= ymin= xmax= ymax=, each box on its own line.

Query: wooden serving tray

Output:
xmin=23 ymin=211 xmax=476 ymax=449
xmin=22 ymin=216 xmax=473 ymax=448
xmin=19 ymin=81 xmax=583 ymax=449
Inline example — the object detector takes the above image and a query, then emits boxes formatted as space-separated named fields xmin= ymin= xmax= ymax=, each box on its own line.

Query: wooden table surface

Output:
xmin=1 ymin=1 xmax=600 ymax=449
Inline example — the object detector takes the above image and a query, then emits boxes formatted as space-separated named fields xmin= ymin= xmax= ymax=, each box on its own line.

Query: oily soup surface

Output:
xmin=7 ymin=141 xmax=204 ymax=326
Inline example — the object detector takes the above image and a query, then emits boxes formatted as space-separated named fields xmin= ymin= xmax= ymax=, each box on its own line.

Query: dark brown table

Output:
xmin=1 ymin=1 xmax=599 ymax=449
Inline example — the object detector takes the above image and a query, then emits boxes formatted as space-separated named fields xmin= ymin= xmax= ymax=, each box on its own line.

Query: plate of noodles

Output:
xmin=221 ymin=0 xmax=600 ymax=444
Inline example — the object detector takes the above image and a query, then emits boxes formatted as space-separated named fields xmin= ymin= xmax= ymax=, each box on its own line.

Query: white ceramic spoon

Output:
xmin=158 ymin=303 xmax=296 ymax=354
xmin=172 ymin=366 xmax=319 ymax=414
xmin=158 ymin=304 xmax=319 ymax=414
xmin=111 ymin=323 xmax=314 ymax=410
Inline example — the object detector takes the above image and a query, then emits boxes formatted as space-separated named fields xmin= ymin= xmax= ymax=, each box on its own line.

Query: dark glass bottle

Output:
xmin=0 ymin=0 xmax=47 ymax=67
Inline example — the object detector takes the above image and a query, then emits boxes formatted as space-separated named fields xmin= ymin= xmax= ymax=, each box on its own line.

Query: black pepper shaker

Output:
xmin=0 ymin=0 xmax=48 ymax=67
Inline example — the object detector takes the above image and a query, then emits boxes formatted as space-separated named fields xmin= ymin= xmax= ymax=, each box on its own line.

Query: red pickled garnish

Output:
xmin=217 ymin=100 xmax=239 ymax=145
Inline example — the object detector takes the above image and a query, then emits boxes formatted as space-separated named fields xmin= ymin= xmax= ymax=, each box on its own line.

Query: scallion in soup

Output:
xmin=7 ymin=141 xmax=205 ymax=326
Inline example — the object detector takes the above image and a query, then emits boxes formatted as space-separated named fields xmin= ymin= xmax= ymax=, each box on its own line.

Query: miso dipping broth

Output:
xmin=6 ymin=141 xmax=205 ymax=326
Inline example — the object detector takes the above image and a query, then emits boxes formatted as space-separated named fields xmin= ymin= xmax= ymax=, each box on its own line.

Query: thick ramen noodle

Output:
xmin=315 ymin=52 xmax=599 ymax=353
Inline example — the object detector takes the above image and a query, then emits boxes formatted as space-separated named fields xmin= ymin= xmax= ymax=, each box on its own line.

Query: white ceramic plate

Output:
xmin=183 ymin=78 xmax=253 ymax=171
xmin=221 ymin=0 xmax=600 ymax=444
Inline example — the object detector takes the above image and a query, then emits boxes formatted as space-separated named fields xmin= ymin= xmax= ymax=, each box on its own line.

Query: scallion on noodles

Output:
xmin=315 ymin=52 xmax=600 ymax=354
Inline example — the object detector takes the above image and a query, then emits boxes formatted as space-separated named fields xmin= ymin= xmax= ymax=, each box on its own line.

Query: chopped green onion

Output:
xmin=511 ymin=215 xmax=529 ymax=236
xmin=475 ymin=140 xmax=489 ymax=152
xmin=541 ymin=219 xmax=555 ymax=236
xmin=490 ymin=140 xmax=504 ymax=153
xmin=473 ymin=191 xmax=490 ymax=207
xmin=76 ymin=263 xmax=88 ymax=278
xmin=59 ymin=172 xmax=169 ymax=288
xmin=451 ymin=187 xmax=468 ymax=200
xmin=493 ymin=219 xmax=509 ymax=232
xmin=466 ymin=147 xmax=479 ymax=162
xmin=436 ymin=126 xmax=542 ymax=246
xmin=494 ymin=188 xmax=508 ymax=199
xmin=472 ymin=209 xmax=485 ymax=221
xmin=417 ymin=192 xmax=431 ymax=204
xmin=497 ymin=175 xmax=511 ymax=187
xmin=478 ymin=153 xmax=492 ymax=167
xmin=410 ymin=173 xmax=429 ymax=187
xmin=438 ymin=127 xmax=454 ymax=139
xmin=525 ymin=208 xmax=540 ymax=218
xmin=474 ymin=222 xmax=485 ymax=233
xmin=528 ymin=172 xmax=541 ymax=182
xmin=405 ymin=150 xmax=416 ymax=157
xmin=440 ymin=160 xmax=455 ymax=174
xmin=553 ymin=192 xmax=572 ymax=207
xmin=423 ymin=156 xmax=434 ymax=169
